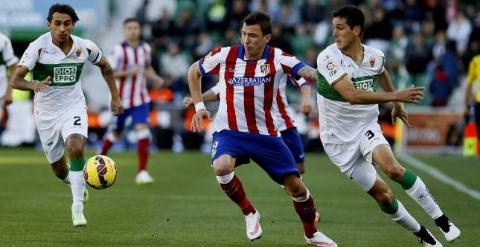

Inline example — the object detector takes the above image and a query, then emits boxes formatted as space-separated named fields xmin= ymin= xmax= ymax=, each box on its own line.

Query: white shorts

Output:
xmin=323 ymin=122 xmax=389 ymax=192
xmin=35 ymin=105 xmax=88 ymax=164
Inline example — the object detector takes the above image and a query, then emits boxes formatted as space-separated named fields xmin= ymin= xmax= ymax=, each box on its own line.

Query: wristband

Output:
xmin=195 ymin=102 xmax=206 ymax=112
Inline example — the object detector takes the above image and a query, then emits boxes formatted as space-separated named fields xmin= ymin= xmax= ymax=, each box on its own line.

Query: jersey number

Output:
xmin=73 ymin=116 xmax=81 ymax=126
xmin=365 ymin=130 xmax=375 ymax=140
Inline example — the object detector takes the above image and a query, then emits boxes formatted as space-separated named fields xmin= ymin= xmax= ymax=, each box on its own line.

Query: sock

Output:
xmin=100 ymin=132 xmax=116 ymax=155
xmin=138 ymin=138 xmax=149 ymax=171
xmin=217 ymin=172 xmax=256 ymax=216
xmin=69 ymin=158 xmax=86 ymax=207
xmin=380 ymin=198 xmax=421 ymax=232
xmin=400 ymin=169 xmax=443 ymax=219
xmin=292 ymin=190 xmax=317 ymax=238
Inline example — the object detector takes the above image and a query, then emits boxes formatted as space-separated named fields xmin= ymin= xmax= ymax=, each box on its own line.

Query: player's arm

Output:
xmin=3 ymin=63 xmax=17 ymax=106
xmin=291 ymin=77 xmax=313 ymax=116
xmin=183 ymin=89 xmax=219 ymax=108
xmin=296 ymin=65 xmax=317 ymax=82
xmin=144 ymin=65 xmax=164 ymax=87
xmin=96 ymin=56 xmax=123 ymax=116
xmin=12 ymin=66 xmax=50 ymax=92
xmin=377 ymin=70 xmax=412 ymax=127
xmin=333 ymin=74 xmax=424 ymax=105
xmin=187 ymin=61 xmax=211 ymax=132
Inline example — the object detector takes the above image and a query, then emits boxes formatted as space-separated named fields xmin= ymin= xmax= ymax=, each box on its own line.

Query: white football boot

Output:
xmin=305 ymin=231 xmax=338 ymax=247
xmin=71 ymin=205 xmax=87 ymax=227
xmin=415 ymin=226 xmax=442 ymax=247
xmin=245 ymin=211 xmax=262 ymax=241
xmin=438 ymin=221 xmax=461 ymax=242
xmin=135 ymin=170 xmax=154 ymax=184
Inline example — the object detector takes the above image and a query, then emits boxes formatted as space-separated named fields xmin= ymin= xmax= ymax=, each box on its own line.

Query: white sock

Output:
xmin=406 ymin=177 xmax=443 ymax=219
xmin=216 ymin=172 xmax=234 ymax=184
xmin=389 ymin=200 xmax=421 ymax=232
xmin=69 ymin=171 xmax=85 ymax=208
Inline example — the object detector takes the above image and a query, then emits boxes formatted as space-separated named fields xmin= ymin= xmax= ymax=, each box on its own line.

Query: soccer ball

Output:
xmin=83 ymin=155 xmax=118 ymax=189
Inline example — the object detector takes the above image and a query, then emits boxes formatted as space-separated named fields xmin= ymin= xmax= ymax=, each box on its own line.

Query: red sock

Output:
xmin=138 ymin=138 xmax=149 ymax=171
xmin=293 ymin=195 xmax=317 ymax=238
xmin=100 ymin=139 xmax=113 ymax=155
xmin=220 ymin=175 xmax=256 ymax=215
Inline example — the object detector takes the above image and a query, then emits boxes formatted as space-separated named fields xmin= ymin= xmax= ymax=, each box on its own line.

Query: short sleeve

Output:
xmin=2 ymin=38 xmax=18 ymax=67
xmin=278 ymin=50 xmax=306 ymax=78
xmin=316 ymin=50 xmax=347 ymax=85
xmin=210 ymin=83 xmax=221 ymax=95
xmin=18 ymin=43 xmax=40 ymax=71
xmin=84 ymin=39 xmax=103 ymax=65
xmin=199 ymin=47 xmax=224 ymax=76
xmin=107 ymin=45 xmax=124 ymax=71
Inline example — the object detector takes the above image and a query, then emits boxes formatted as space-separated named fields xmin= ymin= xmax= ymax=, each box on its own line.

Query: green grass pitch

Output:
xmin=0 ymin=148 xmax=479 ymax=246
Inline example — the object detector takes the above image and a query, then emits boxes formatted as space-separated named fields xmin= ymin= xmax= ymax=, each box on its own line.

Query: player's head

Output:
xmin=47 ymin=4 xmax=79 ymax=43
xmin=241 ymin=11 xmax=272 ymax=58
xmin=123 ymin=18 xmax=141 ymax=42
xmin=332 ymin=6 xmax=365 ymax=50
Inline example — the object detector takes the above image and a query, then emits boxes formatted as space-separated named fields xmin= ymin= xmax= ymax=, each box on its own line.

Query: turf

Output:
xmin=0 ymin=148 xmax=479 ymax=246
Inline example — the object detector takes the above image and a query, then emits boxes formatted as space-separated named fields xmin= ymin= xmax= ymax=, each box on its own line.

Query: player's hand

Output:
xmin=183 ymin=96 xmax=194 ymax=108
xmin=300 ymin=95 xmax=313 ymax=116
xmin=128 ymin=66 xmax=141 ymax=76
xmin=34 ymin=76 xmax=51 ymax=92
xmin=191 ymin=109 xmax=211 ymax=132
xmin=396 ymin=87 xmax=424 ymax=103
xmin=110 ymin=97 xmax=124 ymax=116
xmin=392 ymin=104 xmax=411 ymax=128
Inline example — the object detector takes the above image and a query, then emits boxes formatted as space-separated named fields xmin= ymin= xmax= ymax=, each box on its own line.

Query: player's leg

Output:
xmin=100 ymin=109 xmax=128 ymax=155
xmin=50 ymin=156 xmax=70 ymax=184
xmin=372 ymin=144 xmax=460 ymax=241
xmin=66 ymin=133 xmax=88 ymax=227
xmin=281 ymin=127 xmax=306 ymax=174
xmin=132 ymin=103 xmax=153 ymax=184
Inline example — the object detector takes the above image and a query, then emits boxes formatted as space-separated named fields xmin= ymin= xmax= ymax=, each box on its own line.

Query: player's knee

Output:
xmin=213 ymin=156 xmax=234 ymax=176
xmin=283 ymin=174 xmax=306 ymax=197
xmin=385 ymin=165 xmax=405 ymax=181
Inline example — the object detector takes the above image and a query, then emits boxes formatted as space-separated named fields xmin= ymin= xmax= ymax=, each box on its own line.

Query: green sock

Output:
xmin=398 ymin=169 xmax=417 ymax=190
xmin=379 ymin=197 xmax=399 ymax=214
xmin=70 ymin=157 xmax=86 ymax=171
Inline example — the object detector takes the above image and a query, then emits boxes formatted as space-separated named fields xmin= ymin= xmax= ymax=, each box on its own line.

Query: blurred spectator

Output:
xmin=405 ymin=32 xmax=431 ymax=84
xmin=222 ymin=28 xmax=239 ymax=47
xmin=440 ymin=41 xmax=461 ymax=88
xmin=135 ymin=0 xmax=150 ymax=27
xmin=429 ymin=64 xmax=453 ymax=107
xmin=290 ymin=26 xmax=314 ymax=58
xmin=446 ymin=10 xmax=472 ymax=56
xmin=402 ymin=0 xmax=425 ymax=34
xmin=174 ymin=7 xmax=203 ymax=50
xmin=227 ymin=0 xmax=249 ymax=31
xmin=269 ymin=25 xmax=292 ymax=53
xmin=278 ymin=1 xmax=301 ymax=35
xmin=250 ymin=0 xmax=281 ymax=23
xmin=205 ymin=0 xmax=228 ymax=32
xmin=193 ymin=32 xmax=214 ymax=61
xmin=300 ymin=0 xmax=325 ymax=33
xmin=364 ymin=6 xmax=392 ymax=53
xmin=160 ymin=43 xmax=190 ymax=96
xmin=388 ymin=26 xmax=408 ymax=66
xmin=151 ymin=8 xmax=175 ymax=49
xmin=432 ymin=30 xmax=447 ymax=60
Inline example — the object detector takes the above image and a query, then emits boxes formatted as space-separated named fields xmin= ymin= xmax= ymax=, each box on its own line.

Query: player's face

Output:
xmin=332 ymin=17 xmax=360 ymax=51
xmin=124 ymin=21 xmax=141 ymax=41
xmin=48 ymin=12 xmax=75 ymax=43
xmin=241 ymin=23 xmax=271 ymax=59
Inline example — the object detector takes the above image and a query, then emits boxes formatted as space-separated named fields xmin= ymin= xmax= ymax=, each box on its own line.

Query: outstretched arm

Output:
xmin=377 ymin=70 xmax=412 ymax=127
xmin=297 ymin=65 xmax=317 ymax=82
xmin=187 ymin=61 xmax=211 ymax=131
xmin=96 ymin=56 xmax=123 ymax=116
xmin=12 ymin=66 xmax=51 ymax=92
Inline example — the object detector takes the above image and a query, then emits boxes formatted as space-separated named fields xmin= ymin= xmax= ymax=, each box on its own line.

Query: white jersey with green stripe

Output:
xmin=316 ymin=43 xmax=385 ymax=144
xmin=0 ymin=32 xmax=19 ymax=98
xmin=18 ymin=33 xmax=102 ymax=114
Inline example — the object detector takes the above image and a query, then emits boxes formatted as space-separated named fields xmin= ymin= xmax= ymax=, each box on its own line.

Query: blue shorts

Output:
xmin=281 ymin=127 xmax=305 ymax=164
xmin=113 ymin=103 xmax=150 ymax=132
xmin=211 ymin=130 xmax=300 ymax=184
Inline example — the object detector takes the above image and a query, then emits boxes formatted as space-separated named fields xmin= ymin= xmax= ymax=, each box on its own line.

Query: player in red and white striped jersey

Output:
xmin=187 ymin=12 xmax=336 ymax=246
xmin=100 ymin=18 xmax=164 ymax=184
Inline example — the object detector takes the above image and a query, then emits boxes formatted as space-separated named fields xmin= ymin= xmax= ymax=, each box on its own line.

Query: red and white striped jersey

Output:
xmin=199 ymin=45 xmax=306 ymax=136
xmin=274 ymin=77 xmax=308 ymax=131
xmin=108 ymin=41 xmax=151 ymax=109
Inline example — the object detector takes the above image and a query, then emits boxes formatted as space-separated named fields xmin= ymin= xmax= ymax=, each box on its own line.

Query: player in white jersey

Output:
xmin=316 ymin=6 xmax=460 ymax=246
xmin=0 ymin=32 xmax=18 ymax=120
xmin=188 ymin=12 xmax=336 ymax=246
xmin=11 ymin=4 xmax=123 ymax=227
xmin=100 ymin=18 xmax=164 ymax=184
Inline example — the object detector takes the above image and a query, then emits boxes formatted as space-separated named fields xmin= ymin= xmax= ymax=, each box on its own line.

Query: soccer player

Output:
xmin=465 ymin=54 xmax=480 ymax=156
xmin=100 ymin=18 xmax=164 ymax=184
xmin=183 ymin=76 xmax=312 ymax=175
xmin=11 ymin=4 xmax=123 ymax=227
xmin=316 ymin=6 xmax=460 ymax=246
xmin=0 ymin=32 xmax=18 ymax=119
xmin=188 ymin=12 xmax=336 ymax=246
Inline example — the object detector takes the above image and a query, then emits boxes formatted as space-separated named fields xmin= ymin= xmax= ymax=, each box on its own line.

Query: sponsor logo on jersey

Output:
xmin=53 ymin=66 xmax=77 ymax=83
xmin=229 ymin=76 xmax=272 ymax=86
xmin=353 ymin=78 xmax=374 ymax=91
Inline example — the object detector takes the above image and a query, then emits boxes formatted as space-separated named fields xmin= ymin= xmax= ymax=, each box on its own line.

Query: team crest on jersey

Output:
xmin=260 ymin=64 xmax=270 ymax=75
xmin=369 ymin=57 xmax=376 ymax=67
xmin=76 ymin=48 xmax=82 ymax=57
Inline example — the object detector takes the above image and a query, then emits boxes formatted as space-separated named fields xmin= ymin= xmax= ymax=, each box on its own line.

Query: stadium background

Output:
xmin=0 ymin=0 xmax=479 ymax=246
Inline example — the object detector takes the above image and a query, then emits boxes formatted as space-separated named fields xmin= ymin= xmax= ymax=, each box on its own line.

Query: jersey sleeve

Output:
xmin=199 ymin=47 xmax=225 ymax=76
xmin=84 ymin=39 xmax=103 ymax=65
xmin=209 ymin=83 xmax=221 ymax=95
xmin=107 ymin=45 xmax=124 ymax=71
xmin=18 ymin=42 xmax=40 ymax=71
xmin=2 ymin=38 xmax=18 ymax=67
xmin=316 ymin=50 xmax=347 ymax=85
xmin=278 ymin=50 xmax=306 ymax=79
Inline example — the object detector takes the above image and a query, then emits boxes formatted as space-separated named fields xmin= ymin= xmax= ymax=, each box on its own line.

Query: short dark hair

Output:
xmin=123 ymin=18 xmax=140 ymax=26
xmin=244 ymin=11 xmax=272 ymax=35
xmin=333 ymin=6 xmax=365 ymax=36
xmin=47 ymin=4 xmax=79 ymax=23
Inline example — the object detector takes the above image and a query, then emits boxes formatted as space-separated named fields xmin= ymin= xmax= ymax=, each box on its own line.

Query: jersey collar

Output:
xmin=237 ymin=44 xmax=270 ymax=61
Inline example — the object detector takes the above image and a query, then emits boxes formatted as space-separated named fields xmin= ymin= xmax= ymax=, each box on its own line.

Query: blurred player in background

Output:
xmin=316 ymin=6 xmax=460 ymax=246
xmin=465 ymin=54 xmax=480 ymax=156
xmin=100 ymin=18 xmax=164 ymax=184
xmin=11 ymin=4 xmax=123 ymax=227
xmin=0 ymin=32 xmax=18 ymax=121
xmin=188 ymin=11 xmax=336 ymax=246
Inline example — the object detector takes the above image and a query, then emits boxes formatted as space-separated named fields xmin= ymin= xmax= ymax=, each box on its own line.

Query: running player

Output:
xmin=0 ymin=32 xmax=18 ymax=119
xmin=316 ymin=6 xmax=460 ymax=246
xmin=188 ymin=11 xmax=336 ymax=246
xmin=11 ymin=4 xmax=123 ymax=227
xmin=100 ymin=18 xmax=164 ymax=184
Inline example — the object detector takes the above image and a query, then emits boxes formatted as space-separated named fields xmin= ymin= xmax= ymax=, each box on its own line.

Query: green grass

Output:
xmin=0 ymin=148 xmax=479 ymax=246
